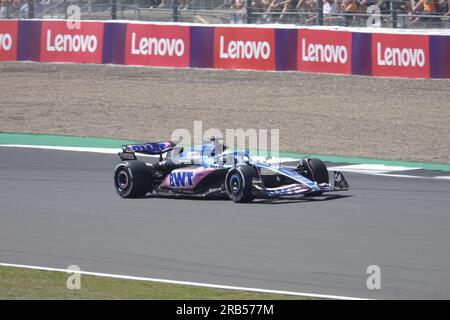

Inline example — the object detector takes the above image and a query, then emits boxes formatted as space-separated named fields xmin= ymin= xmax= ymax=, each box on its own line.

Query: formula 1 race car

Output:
xmin=113 ymin=138 xmax=349 ymax=203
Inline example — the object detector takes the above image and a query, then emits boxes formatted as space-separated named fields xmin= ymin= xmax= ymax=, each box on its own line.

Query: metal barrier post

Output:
xmin=6 ymin=0 xmax=10 ymax=18
xmin=173 ymin=0 xmax=180 ymax=22
xmin=246 ymin=0 xmax=254 ymax=23
xmin=28 ymin=0 xmax=34 ymax=19
xmin=317 ymin=0 xmax=323 ymax=25
xmin=391 ymin=1 xmax=398 ymax=28
xmin=112 ymin=0 xmax=117 ymax=20
xmin=64 ymin=0 xmax=68 ymax=19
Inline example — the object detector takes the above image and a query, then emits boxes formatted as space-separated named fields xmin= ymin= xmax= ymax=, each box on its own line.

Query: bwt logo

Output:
xmin=46 ymin=30 xmax=98 ymax=53
xmin=131 ymin=32 xmax=185 ymax=57
xmin=219 ymin=36 xmax=271 ymax=60
xmin=301 ymin=39 xmax=348 ymax=64
xmin=376 ymin=42 xmax=425 ymax=67
xmin=0 ymin=33 xmax=13 ymax=51
xmin=169 ymin=171 xmax=194 ymax=187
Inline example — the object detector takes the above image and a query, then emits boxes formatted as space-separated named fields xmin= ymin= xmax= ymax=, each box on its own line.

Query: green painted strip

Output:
xmin=0 ymin=132 xmax=134 ymax=149
xmin=1 ymin=132 xmax=450 ymax=172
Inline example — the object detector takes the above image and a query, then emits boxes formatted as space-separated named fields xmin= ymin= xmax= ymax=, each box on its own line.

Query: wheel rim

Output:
xmin=116 ymin=170 xmax=129 ymax=190
xmin=229 ymin=173 xmax=241 ymax=195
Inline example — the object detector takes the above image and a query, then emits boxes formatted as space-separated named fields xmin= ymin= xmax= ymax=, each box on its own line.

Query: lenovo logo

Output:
xmin=130 ymin=32 xmax=185 ymax=57
xmin=376 ymin=42 xmax=425 ymax=67
xmin=0 ymin=33 xmax=12 ymax=51
xmin=301 ymin=38 xmax=348 ymax=64
xmin=46 ymin=30 xmax=98 ymax=53
xmin=219 ymin=36 xmax=270 ymax=60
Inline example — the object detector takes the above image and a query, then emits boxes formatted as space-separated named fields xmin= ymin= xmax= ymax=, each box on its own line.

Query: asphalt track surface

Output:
xmin=1 ymin=147 xmax=450 ymax=299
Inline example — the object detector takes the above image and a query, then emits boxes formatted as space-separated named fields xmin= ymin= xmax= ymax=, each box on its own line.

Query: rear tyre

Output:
xmin=114 ymin=161 xmax=152 ymax=198
xmin=225 ymin=165 xmax=258 ymax=203
xmin=301 ymin=158 xmax=329 ymax=196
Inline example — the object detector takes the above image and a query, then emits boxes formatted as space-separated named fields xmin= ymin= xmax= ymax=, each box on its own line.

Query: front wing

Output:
xmin=253 ymin=171 xmax=349 ymax=198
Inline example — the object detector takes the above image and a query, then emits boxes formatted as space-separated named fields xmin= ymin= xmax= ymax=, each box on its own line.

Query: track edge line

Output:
xmin=0 ymin=262 xmax=369 ymax=300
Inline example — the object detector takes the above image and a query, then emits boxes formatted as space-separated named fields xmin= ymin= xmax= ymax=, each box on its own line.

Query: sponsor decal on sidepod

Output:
xmin=169 ymin=171 xmax=194 ymax=187
xmin=161 ymin=167 xmax=216 ymax=190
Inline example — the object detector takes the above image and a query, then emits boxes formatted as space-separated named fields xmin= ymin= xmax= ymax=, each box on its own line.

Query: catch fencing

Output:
xmin=1 ymin=0 xmax=450 ymax=28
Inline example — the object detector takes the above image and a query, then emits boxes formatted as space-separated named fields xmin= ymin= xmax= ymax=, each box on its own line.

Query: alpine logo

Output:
xmin=130 ymin=32 xmax=185 ymax=57
xmin=0 ymin=33 xmax=12 ymax=51
xmin=169 ymin=171 xmax=194 ymax=187
xmin=219 ymin=36 xmax=270 ymax=60
xmin=301 ymin=38 xmax=348 ymax=64
xmin=376 ymin=42 xmax=425 ymax=67
xmin=46 ymin=30 xmax=98 ymax=53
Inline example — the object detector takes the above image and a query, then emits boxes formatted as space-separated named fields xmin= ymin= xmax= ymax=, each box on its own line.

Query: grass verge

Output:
xmin=0 ymin=266 xmax=309 ymax=300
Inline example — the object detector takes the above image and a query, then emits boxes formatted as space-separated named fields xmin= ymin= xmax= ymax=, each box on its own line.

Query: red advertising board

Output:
xmin=297 ymin=29 xmax=352 ymax=74
xmin=0 ymin=20 xmax=18 ymax=61
xmin=124 ymin=24 xmax=190 ymax=67
xmin=214 ymin=27 xmax=275 ymax=70
xmin=371 ymin=33 xmax=429 ymax=78
xmin=40 ymin=21 xmax=104 ymax=63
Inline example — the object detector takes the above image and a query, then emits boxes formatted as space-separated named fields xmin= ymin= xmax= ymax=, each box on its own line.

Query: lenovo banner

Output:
xmin=0 ymin=20 xmax=18 ymax=61
xmin=40 ymin=21 xmax=104 ymax=63
xmin=214 ymin=27 xmax=275 ymax=70
xmin=371 ymin=33 xmax=429 ymax=78
xmin=124 ymin=24 xmax=189 ymax=67
xmin=297 ymin=29 xmax=352 ymax=74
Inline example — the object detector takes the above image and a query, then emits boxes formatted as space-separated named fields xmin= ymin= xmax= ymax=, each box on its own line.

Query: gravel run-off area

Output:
xmin=0 ymin=62 xmax=449 ymax=164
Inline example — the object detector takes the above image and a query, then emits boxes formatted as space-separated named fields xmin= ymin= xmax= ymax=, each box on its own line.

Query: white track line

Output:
xmin=0 ymin=144 xmax=121 ymax=154
xmin=435 ymin=176 xmax=450 ymax=180
xmin=0 ymin=262 xmax=368 ymax=300
xmin=0 ymin=144 xmax=296 ymax=163
xmin=327 ymin=164 xmax=420 ymax=174
xmin=0 ymin=144 xmax=159 ymax=158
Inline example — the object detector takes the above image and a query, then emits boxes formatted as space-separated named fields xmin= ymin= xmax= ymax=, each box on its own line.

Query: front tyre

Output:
xmin=302 ymin=158 xmax=329 ymax=184
xmin=225 ymin=166 xmax=258 ymax=203
xmin=114 ymin=161 xmax=152 ymax=198
xmin=301 ymin=158 xmax=329 ymax=196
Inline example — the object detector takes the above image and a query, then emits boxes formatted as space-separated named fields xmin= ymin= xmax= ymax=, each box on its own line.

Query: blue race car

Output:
xmin=113 ymin=138 xmax=349 ymax=202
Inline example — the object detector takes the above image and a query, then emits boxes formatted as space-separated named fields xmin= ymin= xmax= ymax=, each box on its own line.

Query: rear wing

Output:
xmin=119 ymin=141 xmax=176 ymax=161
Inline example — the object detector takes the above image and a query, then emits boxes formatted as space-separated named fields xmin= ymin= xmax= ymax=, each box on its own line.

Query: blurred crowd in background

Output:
xmin=1 ymin=0 xmax=449 ymax=27
xmin=245 ymin=0 xmax=450 ymax=26
xmin=0 ymin=0 xmax=30 ymax=19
